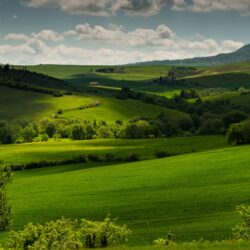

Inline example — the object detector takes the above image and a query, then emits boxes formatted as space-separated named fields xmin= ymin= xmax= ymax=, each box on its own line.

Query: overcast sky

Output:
xmin=0 ymin=0 xmax=249 ymax=65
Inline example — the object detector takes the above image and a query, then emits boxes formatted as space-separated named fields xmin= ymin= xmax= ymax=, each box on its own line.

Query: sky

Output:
xmin=0 ymin=0 xmax=249 ymax=65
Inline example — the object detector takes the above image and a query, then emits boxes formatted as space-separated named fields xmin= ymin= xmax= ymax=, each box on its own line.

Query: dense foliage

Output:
xmin=232 ymin=205 xmax=250 ymax=240
xmin=8 ymin=216 xmax=130 ymax=249
xmin=227 ymin=119 xmax=250 ymax=144
xmin=0 ymin=163 xmax=12 ymax=231
xmin=0 ymin=64 xmax=72 ymax=95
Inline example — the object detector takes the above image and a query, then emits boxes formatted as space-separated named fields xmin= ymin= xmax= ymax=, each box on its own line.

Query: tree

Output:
xmin=3 ymin=64 xmax=10 ymax=72
xmin=21 ymin=126 xmax=37 ymax=142
xmin=85 ymin=124 xmax=95 ymax=139
xmin=71 ymin=124 xmax=85 ymax=140
xmin=227 ymin=120 xmax=250 ymax=145
xmin=0 ymin=163 xmax=12 ymax=231
xmin=0 ymin=125 xmax=19 ymax=144
xmin=223 ymin=111 xmax=248 ymax=129
xmin=45 ymin=122 xmax=56 ymax=138
xmin=200 ymin=119 xmax=224 ymax=135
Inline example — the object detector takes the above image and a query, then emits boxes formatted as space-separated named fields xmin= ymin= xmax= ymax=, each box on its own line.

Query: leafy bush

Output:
xmin=21 ymin=126 xmax=37 ymax=142
xmin=232 ymin=205 xmax=250 ymax=240
xmin=153 ymin=232 xmax=175 ymax=246
xmin=8 ymin=218 xmax=82 ymax=250
xmin=223 ymin=111 xmax=248 ymax=129
xmin=0 ymin=163 xmax=13 ymax=231
xmin=200 ymin=119 xmax=224 ymax=135
xmin=155 ymin=151 xmax=172 ymax=158
xmin=81 ymin=216 xmax=131 ymax=248
xmin=8 ymin=216 xmax=130 ymax=249
xmin=227 ymin=120 xmax=250 ymax=145
xmin=125 ymin=154 xmax=140 ymax=162
xmin=71 ymin=124 xmax=86 ymax=140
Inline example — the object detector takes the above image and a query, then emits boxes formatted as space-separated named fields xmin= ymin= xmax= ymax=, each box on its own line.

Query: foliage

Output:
xmin=8 ymin=218 xmax=82 ymax=250
xmin=0 ymin=163 xmax=13 ymax=231
xmin=227 ymin=120 xmax=250 ymax=145
xmin=222 ymin=111 xmax=248 ymax=128
xmin=153 ymin=232 xmax=175 ymax=246
xmin=232 ymin=205 xmax=250 ymax=240
xmin=8 ymin=216 xmax=130 ymax=249
xmin=80 ymin=216 xmax=131 ymax=248
xmin=21 ymin=125 xmax=37 ymax=143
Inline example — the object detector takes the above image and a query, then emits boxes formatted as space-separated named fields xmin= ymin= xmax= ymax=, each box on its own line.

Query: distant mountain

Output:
xmin=134 ymin=44 xmax=250 ymax=66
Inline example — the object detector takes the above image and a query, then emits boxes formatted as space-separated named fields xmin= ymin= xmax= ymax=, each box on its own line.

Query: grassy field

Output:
xmin=58 ymin=96 xmax=185 ymax=122
xmin=184 ymin=62 xmax=250 ymax=89
xmin=0 ymin=85 xmax=184 ymax=122
xmin=97 ymin=241 xmax=250 ymax=250
xmin=0 ymin=135 xmax=227 ymax=164
xmin=26 ymin=63 xmax=250 ymax=96
xmin=0 ymin=144 xmax=249 ymax=245
xmin=0 ymin=85 xmax=93 ymax=120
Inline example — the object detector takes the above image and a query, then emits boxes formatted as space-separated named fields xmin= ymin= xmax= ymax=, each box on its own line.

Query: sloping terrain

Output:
xmin=1 ymin=145 xmax=249 ymax=244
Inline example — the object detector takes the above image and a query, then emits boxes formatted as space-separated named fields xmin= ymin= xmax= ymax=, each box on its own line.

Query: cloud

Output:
xmin=22 ymin=0 xmax=250 ymax=16
xmin=32 ymin=30 xmax=64 ymax=42
xmin=0 ymin=24 xmax=244 ymax=65
xmin=65 ymin=23 xmax=175 ymax=47
xmin=174 ymin=0 xmax=250 ymax=14
xmin=4 ymin=33 xmax=29 ymax=42
xmin=4 ymin=30 xmax=64 ymax=43
xmin=22 ymin=0 xmax=178 ymax=16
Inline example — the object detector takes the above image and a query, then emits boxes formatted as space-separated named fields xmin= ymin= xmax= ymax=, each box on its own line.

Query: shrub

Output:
xmin=155 ymin=151 xmax=172 ymax=158
xmin=80 ymin=216 xmax=131 ymax=248
xmin=8 ymin=216 xmax=130 ymax=249
xmin=87 ymin=154 xmax=103 ymax=162
xmin=200 ymin=119 xmax=224 ymax=135
xmin=232 ymin=205 xmax=250 ymax=240
xmin=0 ymin=163 xmax=13 ymax=231
xmin=125 ymin=154 xmax=140 ymax=162
xmin=41 ymin=133 xmax=49 ymax=142
xmin=227 ymin=120 xmax=250 ymax=145
xmin=223 ymin=111 xmax=248 ymax=129
xmin=8 ymin=218 xmax=82 ymax=250
xmin=21 ymin=126 xmax=37 ymax=142
xmin=153 ymin=232 xmax=175 ymax=246
xmin=71 ymin=124 xmax=85 ymax=140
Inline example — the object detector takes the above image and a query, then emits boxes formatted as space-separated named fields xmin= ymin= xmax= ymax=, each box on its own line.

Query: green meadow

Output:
xmin=0 ymin=85 xmax=184 ymax=122
xmin=0 ymin=135 xmax=227 ymax=164
xmin=0 ymin=145 xmax=249 ymax=245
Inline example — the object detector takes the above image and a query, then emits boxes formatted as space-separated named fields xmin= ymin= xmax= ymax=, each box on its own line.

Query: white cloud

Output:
xmin=22 ymin=0 xmax=179 ymax=16
xmin=0 ymin=24 xmax=244 ymax=65
xmin=32 ymin=30 xmax=64 ymax=42
xmin=174 ymin=0 xmax=250 ymax=14
xmin=22 ymin=0 xmax=250 ymax=15
xmin=4 ymin=33 xmax=29 ymax=42
xmin=65 ymin=23 xmax=175 ymax=47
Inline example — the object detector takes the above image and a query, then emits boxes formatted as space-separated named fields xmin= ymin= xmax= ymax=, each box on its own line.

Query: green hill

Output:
xmin=0 ymin=85 xmax=185 ymax=122
xmin=1 ymin=145 xmax=249 ymax=245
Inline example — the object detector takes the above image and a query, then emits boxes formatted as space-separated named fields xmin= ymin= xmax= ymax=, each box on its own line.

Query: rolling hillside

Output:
xmin=1 ymin=63 xmax=250 ymax=249
xmin=0 ymin=145 xmax=249 ymax=245
xmin=0 ymin=85 xmax=184 ymax=122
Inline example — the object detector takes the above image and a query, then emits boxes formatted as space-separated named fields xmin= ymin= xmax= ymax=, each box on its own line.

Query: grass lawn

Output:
xmin=0 ymin=85 xmax=93 ymax=120
xmin=0 ymin=85 xmax=186 ymax=122
xmin=0 ymin=144 xmax=249 ymax=245
xmin=0 ymin=135 xmax=227 ymax=164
